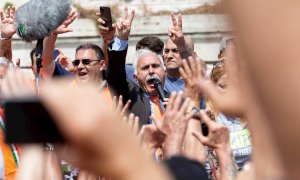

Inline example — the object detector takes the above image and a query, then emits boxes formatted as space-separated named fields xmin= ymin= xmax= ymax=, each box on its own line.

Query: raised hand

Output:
xmin=192 ymin=110 xmax=238 ymax=180
xmin=52 ymin=10 xmax=77 ymax=35
xmin=123 ymin=113 xmax=139 ymax=137
xmin=2 ymin=69 xmax=35 ymax=98
xmin=138 ymin=124 xmax=166 ymax=155
xmin=115 ymin=7 xmax=135 ymax=40
xmin=198 ymin=42 xmax=246 ymax=117
xmin=112 ymin=95 xmax=131 ymax=119
xmin=151 ymin=91 xmax=192 ymax=158
xmin=39 ymin=81 xmax=172 ymax=180
xmin=192 ymin=110 xmax=230 ymax=150
xmin=112 ymin=96 xmax=139 ymax=136
xmin=97 ymin=7 xmax=135 ymax=42
xmin=179 ymin=56 xmax=205 ymax=102
xmin=168 ymin=13 xmax=189 ymax=52
xmin=0 ymin=6 xmax=16 ymax=39
xmin=96 ymin=11 xmax=116 ymax=43
xmin=54 ymin=48 xmax=74 ymax=71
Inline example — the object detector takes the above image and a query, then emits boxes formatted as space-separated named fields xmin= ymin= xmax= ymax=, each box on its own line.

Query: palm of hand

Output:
xmin=52 ymin=11 xmax=76 ymax=35
xmin=1 ymin=18 xmax=15 ymax=37
xmin=207 ymin=125 xmax=229 ymax=149
xmin=53 ymin=24 xmax=71 ymax=35
xmin=185 ymin=79 xmax=203 ymax=101
xmin=116 ymin=21 xmax=131 ymax=40
xmin=160 ymin=111 xmax=187 ymax=135
xmin=171 ymin=26 xmax=184 ymax=43
xmin=143 ymin=125 xmax=165 ymax=148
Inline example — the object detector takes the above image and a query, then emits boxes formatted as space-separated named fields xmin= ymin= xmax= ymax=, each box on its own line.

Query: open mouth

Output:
xmin=147 ymin=78 xmax=156 ymax=85
xmin=146 ymin=77 xmax=161 ymax=89
xmin=78 ymin=72 xmax=87 ymax=76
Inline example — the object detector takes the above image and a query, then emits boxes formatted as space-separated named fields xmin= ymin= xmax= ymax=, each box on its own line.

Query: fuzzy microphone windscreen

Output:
xmin=14 ymin=0 xmax=71 ymax=42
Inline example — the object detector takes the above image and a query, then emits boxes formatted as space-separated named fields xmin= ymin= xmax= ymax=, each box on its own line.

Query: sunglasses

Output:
xmin=72 ymin=59 xmax=100 ymax=67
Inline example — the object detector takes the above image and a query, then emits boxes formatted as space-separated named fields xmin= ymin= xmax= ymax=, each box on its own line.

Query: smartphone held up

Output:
xmin=100 ymin=6 xmax=113 ymax=30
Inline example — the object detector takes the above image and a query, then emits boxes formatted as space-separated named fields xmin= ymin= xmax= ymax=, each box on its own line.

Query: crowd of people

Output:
xmin=0 ymin=0 xmax=299 ymax=179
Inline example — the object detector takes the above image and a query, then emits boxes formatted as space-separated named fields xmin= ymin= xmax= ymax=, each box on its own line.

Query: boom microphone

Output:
xmin=153 ymin=78 xmax=166 ymax=102
xmin=14 ymin=0 xmax=71 ymax=42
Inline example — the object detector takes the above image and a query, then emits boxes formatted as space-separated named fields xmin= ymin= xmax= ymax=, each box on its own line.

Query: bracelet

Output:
xmin=0 ymin=35 xmax=12 ymax=41
xmin=185 ymin=104 xmax=201 ymax=119
xmin=0 ymin=31 xmax=12 ymax=40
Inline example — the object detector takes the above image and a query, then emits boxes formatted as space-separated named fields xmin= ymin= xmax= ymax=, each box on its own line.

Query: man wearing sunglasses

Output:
xmin=72 ymin=44 xmax=105 ymax=86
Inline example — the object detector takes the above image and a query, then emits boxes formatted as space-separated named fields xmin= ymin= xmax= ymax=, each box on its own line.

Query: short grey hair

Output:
xmin=0 ymin=57 xmax=13 ymax=69
xmin=132 ymin=49 xmax=165 ymax=75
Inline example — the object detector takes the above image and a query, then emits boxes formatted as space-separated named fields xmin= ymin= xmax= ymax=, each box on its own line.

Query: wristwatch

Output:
xmin=0 ymin=32 xmax=12 ymax=40
xmin=0 ymin=36 xmax=11 ymax=41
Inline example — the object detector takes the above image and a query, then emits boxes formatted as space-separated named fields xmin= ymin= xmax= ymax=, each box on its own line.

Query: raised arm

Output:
xmin=151 ymin=92 xmax=193 ymax=159
xmin=193 ymin=110 xmax=237 ymax=180
xmin=0 ymin=6 xmax=16 ymax=62
xmin=96 ymin=10 xmax=116 ymax=66
xmin=104 ymin=7 xmax=135 ymax=104
xmin=168 ymin=13 xmax=194 ymax=60
xmin=41 ymin=10 xmax=76 ymax=79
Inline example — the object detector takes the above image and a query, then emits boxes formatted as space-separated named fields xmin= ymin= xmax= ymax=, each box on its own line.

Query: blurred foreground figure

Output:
xmin=2 ymin=69 xmax=210 ymax=180
xmin=196 ymin=0 xmax=300 ymax=179
xmin=229 ymin=0 xmax=300 ymax=179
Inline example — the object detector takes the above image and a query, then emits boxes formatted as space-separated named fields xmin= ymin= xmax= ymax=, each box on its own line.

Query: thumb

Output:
xmin=192 ymin=131 xmax=209 ymax=146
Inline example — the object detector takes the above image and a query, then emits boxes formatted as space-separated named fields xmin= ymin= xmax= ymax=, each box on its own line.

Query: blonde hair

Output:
xmin=206 ymin=65 xmax=225 ymax=118
xmin=207 ymin=64 xmax=246 ymax=123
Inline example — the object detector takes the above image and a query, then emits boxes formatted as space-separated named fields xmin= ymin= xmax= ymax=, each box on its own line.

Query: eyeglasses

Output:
xmin=72 ymin=59 xmax=100 ymax=67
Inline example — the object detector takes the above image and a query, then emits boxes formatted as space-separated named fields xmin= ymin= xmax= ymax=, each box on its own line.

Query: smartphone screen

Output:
xmin=100 ymin=6 xmax=113 ymax=30
xmin=4 ymin=98 xmax=65 ymax=144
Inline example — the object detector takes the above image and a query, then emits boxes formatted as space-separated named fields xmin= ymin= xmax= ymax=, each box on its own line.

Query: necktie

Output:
xmin=150 ymin=96 xmax=163 ymax=119
xmin=150 ymin=96 xmax=164 ymax=160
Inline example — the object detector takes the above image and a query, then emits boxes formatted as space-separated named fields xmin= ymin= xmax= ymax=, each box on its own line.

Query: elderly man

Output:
xmin=106 ymin=44 xmax=167 ymax=125
xmin=131 ymin=49 xmax=167 ymax=124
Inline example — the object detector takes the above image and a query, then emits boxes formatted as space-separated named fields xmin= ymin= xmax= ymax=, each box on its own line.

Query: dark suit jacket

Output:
xmin=106 ymin=47 xmax=168 ymax=126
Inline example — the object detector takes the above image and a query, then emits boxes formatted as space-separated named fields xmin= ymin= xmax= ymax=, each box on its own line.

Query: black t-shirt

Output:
xmin=164 ymin=156 xmax=209 ymax=180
